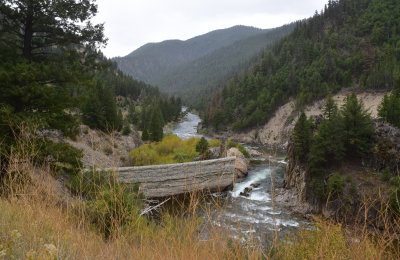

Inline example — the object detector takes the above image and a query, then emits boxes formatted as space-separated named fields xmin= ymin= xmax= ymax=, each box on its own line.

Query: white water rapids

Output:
xmin=170 ymin=109 xmax=309 ymax=243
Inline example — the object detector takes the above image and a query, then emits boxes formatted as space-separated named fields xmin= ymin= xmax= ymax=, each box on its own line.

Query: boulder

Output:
xmin=235 ymin=169 xmax=246 ymax=178
xmin=227 ymin=148 xmax=249 ymax=177
xmin=240 ymin=187 xmax=253 ymax=197
xmin=247 ymin=148 xmax=262 ymax=157
xmin=208 ymin=147 xmax=221 ymax=159
xmin=250 ymin=183 xmax=260 ymax=188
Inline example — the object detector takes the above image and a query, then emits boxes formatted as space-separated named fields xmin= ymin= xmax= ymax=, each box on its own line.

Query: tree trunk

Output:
xmin=23 ymin=2 xmax=34 ymax=60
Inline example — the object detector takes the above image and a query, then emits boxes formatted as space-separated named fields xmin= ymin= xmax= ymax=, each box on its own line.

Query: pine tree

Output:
xmin=320 ymin=96 xmax=345 ymax=160
xmin=293 ymin=112 xmax=313 ymax=162
xmin=128 ymin=105 xmax=137 ymax=124
xmin=378 ymin=79 xmax=400 ymax=127
xmin=0 ymin=0 xmax=105 ymax=180
xmin=0 ymin=0 xmax=106 ymax=61
xmin=308 ymin=96 xmax=345 ymax=176
xmin=196 ymin=137 xmax=209 ymax=154
xmin=82 ymin=83 xmax=122 ymax=132
xmin=82 ymin=87 xmax=105 ymax=129
xmin=341 ymin=93 xmax=374 ymax=156
xmin=323 ymin=95 xmax=338 ymax=120
xmin=308 ymin=134 xmax=327 ymax=177
xmin=142 ymin=128 xmax=149 ymax=141
xmin=149 ymin=107 xmax=164 ymax=142
xmin=115 ymin=110 xmax=124 ymax=132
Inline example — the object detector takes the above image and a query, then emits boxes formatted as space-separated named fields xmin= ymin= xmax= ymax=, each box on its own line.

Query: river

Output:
xmin=171 ymin=109 xmax=309 ymax=244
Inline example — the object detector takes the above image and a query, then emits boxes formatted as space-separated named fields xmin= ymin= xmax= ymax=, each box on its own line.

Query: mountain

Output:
xmin=155 ymin=24 xmax=295 ymax=108
xmin=205 ymin=0 xmax=400 ymax=131
xmin=114 ymin=25 xmax=295 ymax=107
xmin=114 ymin=25 xmax=263 ymax=83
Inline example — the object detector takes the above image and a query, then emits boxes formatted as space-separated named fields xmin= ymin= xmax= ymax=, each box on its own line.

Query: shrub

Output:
xmin=155 ymin=134 xmax=182 ymax=155
xmin=87 ymin=183 xmax=143 ymax=238
xmin=129 ymin=134 xmax=200 ymax=166
xmin=227 ymin=140 xmax=250 ymax=158
xmin=237 ymin=145 xmax=250 ymax=158
xmin=122 ymin=124 xmax=131 ymax=136
xmin=310 ymin=178 xmax=326 ymax=200
xmin=327 ymin=173 xmax=345 ymax=197
xmin=389 ymin=188 xmax=400 ymax=213
xmin=71 ymin=170 xmax=144 ymax=238
xmin=195 ymin=137 xmax=209 ymax=154
xmin=227 ymin=140 xmax=237 ymax=149
xmin=389 ymin=177 xmax=400 ymax=213
xmin=173 ymin=149 xmax=198 ymax=163
xmin=38 ymin=140 xmax=83 ymax=175
xmin=130 ymin=144 xmax=161 ymax=166
xmin=208 ymin=139 xmax=221 ymax=147
xmin=381 ymin=168 xmax=392 ymax=182
xmin=103 ymin=146 xmax=113 ymax=156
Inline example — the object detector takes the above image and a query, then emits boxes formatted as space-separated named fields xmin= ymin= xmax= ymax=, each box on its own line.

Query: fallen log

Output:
xmin=98 ymin=157 xmax=236 ymax=198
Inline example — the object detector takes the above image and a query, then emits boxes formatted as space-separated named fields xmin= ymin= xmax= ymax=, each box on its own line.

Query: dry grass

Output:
xmin=273 ymin=219 xmax=399 ymax=260
xmin=1 ymin=130 xmax=399 ymax=259
xmin=0 ymin=184 xmax=263 ymax=259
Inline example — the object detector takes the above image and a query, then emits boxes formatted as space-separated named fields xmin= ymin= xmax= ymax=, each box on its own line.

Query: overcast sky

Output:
xmin=94 ymin=0 xmax=328 ymax=58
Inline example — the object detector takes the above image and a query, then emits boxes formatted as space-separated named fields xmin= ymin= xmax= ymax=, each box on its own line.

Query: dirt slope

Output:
xmin=229 ymin=89 xmax=388 ymax=149
xmin=260 ymin=90 xmax=387 ymax=149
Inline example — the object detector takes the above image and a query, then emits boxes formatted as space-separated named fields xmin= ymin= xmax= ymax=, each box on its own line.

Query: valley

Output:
xmin=1 ymin=0 xmax=400 ymax=259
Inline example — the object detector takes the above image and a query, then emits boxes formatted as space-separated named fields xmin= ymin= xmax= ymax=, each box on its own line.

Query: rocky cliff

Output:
xmin=282 ymin=120 xmax=400 ymax=223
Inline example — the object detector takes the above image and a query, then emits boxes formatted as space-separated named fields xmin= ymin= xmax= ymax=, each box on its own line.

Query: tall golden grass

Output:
xmin=1 ymin=131 xmax=399 ymax=259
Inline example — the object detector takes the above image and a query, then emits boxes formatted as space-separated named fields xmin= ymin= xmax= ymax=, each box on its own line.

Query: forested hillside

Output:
xmin=156 ymin=24 xmax=296 ymax=109
xmin=114 ymin=26 xmax=264 ymax=83
xmin=205 ymin=0 xmax=400 ymax=131
xmin=115 ymin=25 xmax=295 ymax=108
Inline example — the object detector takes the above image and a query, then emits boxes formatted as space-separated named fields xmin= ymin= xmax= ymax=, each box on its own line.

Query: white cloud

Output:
xmin=93 ymin=0 xmax=327 ymax=58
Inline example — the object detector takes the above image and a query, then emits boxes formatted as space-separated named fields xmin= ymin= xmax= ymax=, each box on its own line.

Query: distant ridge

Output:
xmin=114 ymin=24 xmax=294 ymax=108
xmin=114 ymin=26 xmax=263 ymax=83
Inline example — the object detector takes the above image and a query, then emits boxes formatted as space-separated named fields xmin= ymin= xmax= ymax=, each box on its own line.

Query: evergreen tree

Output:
xmin=0 ymin=0 xmax=106 ymax=137
xmin=82 ymin=83 xmax=123 ymax=132
xmin=149 ymin=107 xmax=164 ymax=142
xmin=341 ymin=93 xmax=374 ymax=156
xmin=142 ymin=128 xmax=149 ymax=141
xmin=0 ymin=0 xmax=106 ymax=61
xmin=308 ymin=96 xmax=344 ymax=176
xmin=320 ymin=96 xmax=345 ymax=160
xmin=128 ymin=105 xmax=138 ymax=124
xmin=196 ymin=137 xmax=209 ymax=154
xmin=82 ymin=87 xmax=105 ymax=129
xmin=378 ymin=79 xmax=400 ymax=127
xmin=293 ymin=112 xmax=313 ymax=162
xmin=115 ymin=110 xmax=124 ymax=132
xmin=308 ymin=135 xmax=327 ymax=177
xmin=99 ymin=86 xmax=119 ymax=131
xmin=323 ymin=95 xmax=338 ymax=120
xmin=0 ymin=0 xmax=106 ymax=179
xmin=122 ymin=123 xmax=131 ymax=136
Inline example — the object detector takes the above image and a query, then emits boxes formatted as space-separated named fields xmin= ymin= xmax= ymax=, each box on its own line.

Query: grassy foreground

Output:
xmin=1 ymin=172 xmax=399 ymax=259
xmin=0 ymin=137 xmax=399 ymax=259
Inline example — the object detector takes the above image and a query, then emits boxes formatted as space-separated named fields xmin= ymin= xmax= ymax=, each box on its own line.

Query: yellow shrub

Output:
xmin=208 ymin=139 xmax=221 ymax=147
xmin=129 ymin=135 xmax=200 ymax=166
xmin=129 ymin=144 xmax=160 ymax=166
xmin=155 ymin=134 xmax=183 ymax=155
